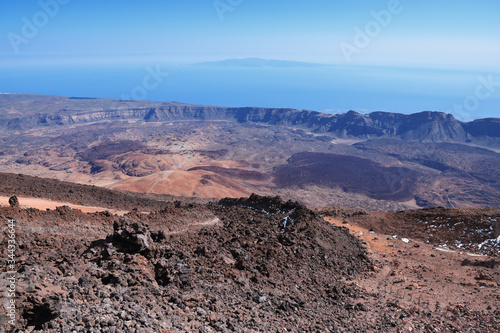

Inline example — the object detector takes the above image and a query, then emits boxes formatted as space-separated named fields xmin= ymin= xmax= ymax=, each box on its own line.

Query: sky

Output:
xmin=1 ymin=0 xmax=499 ymax=118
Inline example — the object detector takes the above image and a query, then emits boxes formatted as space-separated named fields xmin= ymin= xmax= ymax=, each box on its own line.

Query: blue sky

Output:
xmin=1 ymin=0 xmax=499 ymax=69
xmin=0 ymin=1 xmax=499 ymax=119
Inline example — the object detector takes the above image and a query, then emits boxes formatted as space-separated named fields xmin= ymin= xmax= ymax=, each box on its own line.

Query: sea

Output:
xmin=1 ymin=61 xmax=499 ymax=120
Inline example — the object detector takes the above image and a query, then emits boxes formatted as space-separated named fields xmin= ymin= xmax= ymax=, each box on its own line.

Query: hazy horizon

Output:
xmin=1 ymin=1 xmax=499 ymax=120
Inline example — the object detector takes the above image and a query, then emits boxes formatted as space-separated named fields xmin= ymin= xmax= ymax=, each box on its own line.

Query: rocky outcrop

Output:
xmin=2 ymin=194 xmax=379 ymax=331
xmin=8 ymin=195 xmax=19 ymax=208
xmin=110 ymin=218 xmax=155 ymax=255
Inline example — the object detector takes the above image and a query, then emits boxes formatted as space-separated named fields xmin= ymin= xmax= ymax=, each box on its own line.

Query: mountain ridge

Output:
xmin=1 ymin=94 xmax=498 ymax=147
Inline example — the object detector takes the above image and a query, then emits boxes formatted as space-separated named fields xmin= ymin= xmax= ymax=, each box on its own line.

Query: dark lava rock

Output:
xmin=110 ymin=218 xmax=154 ymax=255
xmin=8 ymin=195 xmax=19 ymax=208
xmin=22 ymin=295 xmax=60 ymax=329
xmin=3 ymin=194 xmax=498 ymax=332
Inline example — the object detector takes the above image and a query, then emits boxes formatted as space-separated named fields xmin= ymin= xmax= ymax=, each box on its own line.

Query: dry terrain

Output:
xmin=0 ymin=177 xmax=498 ymax=332
xmin=326 ymin=216 xmax=499 ymax=320
xmin=1 ymin=94 xmax=500 ymax=211
xmin=1 ymin=94 xmax=499 ymax=331
xmin=1 ymin=119 xmax=500 ymax=211
xmin=0 ymin=196 xmax=128 ymax=215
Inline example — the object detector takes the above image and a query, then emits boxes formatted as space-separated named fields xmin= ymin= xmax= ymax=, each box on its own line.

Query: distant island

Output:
xmin=193 ymin=58 xmax=331 ymax=68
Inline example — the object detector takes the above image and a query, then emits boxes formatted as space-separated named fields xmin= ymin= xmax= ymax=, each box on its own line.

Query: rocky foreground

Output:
xmin=0 ymin=194 xmax=499 ymax=332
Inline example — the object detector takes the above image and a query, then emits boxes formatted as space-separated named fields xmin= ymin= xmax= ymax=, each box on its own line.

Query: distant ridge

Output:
xmin=0 ymin=94 xmax=499 ymax=147
xmin=193 ymin=58 xmax=329 ymax=68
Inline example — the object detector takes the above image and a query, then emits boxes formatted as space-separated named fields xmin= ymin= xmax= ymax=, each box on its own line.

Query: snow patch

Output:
xmin=435 ymin=247 xmax=455 ymax=253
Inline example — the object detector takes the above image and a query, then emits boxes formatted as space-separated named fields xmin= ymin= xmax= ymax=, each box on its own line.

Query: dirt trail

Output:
xmin=324 ymin=216 xmax=500 ymax=313
xmin=325 ymin=217 xmax=395 ymax=255
xmin=0 ymin=196 xmax=128 ymax=215
xmin=325 ymin=217 xmax=394 ymax=292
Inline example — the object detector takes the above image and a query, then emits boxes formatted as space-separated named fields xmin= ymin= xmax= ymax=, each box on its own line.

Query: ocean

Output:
xmin=1 ymin=61 xmax=498 ymax=120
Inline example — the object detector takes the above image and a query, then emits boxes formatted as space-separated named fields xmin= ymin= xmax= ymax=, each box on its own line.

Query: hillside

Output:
xmin=0 ymin=177 xmax=498 ymax=332
xmin=0 ymin=172 xmax=208 ymax=211
xmin=1 ymin=94 xmax=500 ymax=210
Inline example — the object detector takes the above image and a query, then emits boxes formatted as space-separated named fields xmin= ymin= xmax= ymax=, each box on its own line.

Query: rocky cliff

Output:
xmin=1 ymin=94 xmax=498 ymax=146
